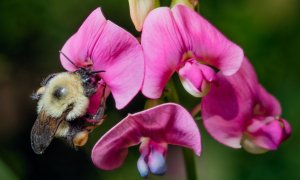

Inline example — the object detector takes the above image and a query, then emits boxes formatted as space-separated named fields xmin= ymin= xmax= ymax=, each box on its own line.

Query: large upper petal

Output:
xmin=141 ymin=7 xmax=184 ymax=99
xmin=91 ymin=20 xmax=144 ymax=109
xmin=92 ymin=103 xmax=201 ymax=170
xmin=60 ymin=8 xmax=106 ymax=71
xmin=60 ymin=8 xmax=144 ymax=109
xmin=172 ymin=5 xmax=244 ymax=76
xmin=201 ymin=59 xmax=258 ymax=148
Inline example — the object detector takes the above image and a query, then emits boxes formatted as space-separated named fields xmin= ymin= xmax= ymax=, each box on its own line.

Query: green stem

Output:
xmin=183 ymin=149 xmax=197 ymax=180
xmin=166 ymin=78 xmax=198 ymax=180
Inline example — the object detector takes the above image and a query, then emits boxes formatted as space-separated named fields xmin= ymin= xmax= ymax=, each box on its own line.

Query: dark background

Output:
xmin=0 ymin=0 xmax=299 ymax=179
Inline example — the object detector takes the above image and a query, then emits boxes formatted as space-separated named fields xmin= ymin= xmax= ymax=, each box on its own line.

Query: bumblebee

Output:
xmin=31 ymin=52 xmax=105 ymax=154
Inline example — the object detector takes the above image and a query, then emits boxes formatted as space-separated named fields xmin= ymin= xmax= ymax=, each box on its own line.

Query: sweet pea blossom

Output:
xmin=201 ymin=58 xmax=291 ymax=153
xmin=141 ymin=4 xmax=243 ymax=99
xmin=60 ymin=8 xmax=144 ymax=110
xmin=92 ymin=103 xmax=201 ymax=177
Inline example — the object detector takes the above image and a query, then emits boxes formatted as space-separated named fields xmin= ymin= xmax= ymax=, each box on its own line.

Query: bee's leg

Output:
xmin=64 ymin=121 xmax=89 ymax=148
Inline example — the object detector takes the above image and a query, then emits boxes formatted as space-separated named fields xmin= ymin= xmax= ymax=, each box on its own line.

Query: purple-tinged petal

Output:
xmin=201 ymin=59 xmax=258 ymax=148
xmin=141 ymin=7 xmax=184 ymax=99
xmin=60 ymin=8 xmax=106 ymax=71
xmin=92 ymin=103 xmax=201 ymax=170
xmin=178 ymin=59 xmax=216 ymax=97
xmin=137 ymin=156 xmax=149 ymax=178
xmin=91 ymin=21 xmax=144 ymax=109
xmin=172 ymin=5 xmax=244 ymax=76
xmin=148 ymin=150 xmax=167 ymax=176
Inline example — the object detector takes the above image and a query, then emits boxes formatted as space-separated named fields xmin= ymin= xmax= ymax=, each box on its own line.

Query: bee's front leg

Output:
xmin=84 ymin=105 xmax=106 ymax=124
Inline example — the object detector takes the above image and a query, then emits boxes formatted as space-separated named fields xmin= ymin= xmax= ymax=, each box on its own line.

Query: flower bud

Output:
xmin=128 ymin=0 xmax=159 ymax=31
xmin=171 ymin=0 xmax=199 ymax=9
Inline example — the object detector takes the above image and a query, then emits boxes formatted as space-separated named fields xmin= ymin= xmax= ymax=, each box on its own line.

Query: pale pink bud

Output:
xmin=128 ymin=0 xmax=159 ymax=31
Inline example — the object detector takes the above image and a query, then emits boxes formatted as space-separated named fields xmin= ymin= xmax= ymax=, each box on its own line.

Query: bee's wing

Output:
xmin=30 ymin=110 xmax=64 ymax=154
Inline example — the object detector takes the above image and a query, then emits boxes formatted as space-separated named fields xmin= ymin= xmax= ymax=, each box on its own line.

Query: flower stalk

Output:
xmin=165 ymin=78 xmax=198 ymax=180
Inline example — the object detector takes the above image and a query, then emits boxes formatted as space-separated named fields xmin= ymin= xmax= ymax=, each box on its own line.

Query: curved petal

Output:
xmin=172 ymin=5 xmax=244 ymax=76
xmin=246 ymin=117 xmax=285 ymax=150
xmin=201 ymin=59 xmax=258 ymax=148
xmin=255 ymin=84 xmax=282 ymax=116
xmin=280 ymin=118 xmax=292 ymax=141
xmin=60 ymin=8 xmax=107 ymax=71
xmin=92 ymin=103 xmax=201 ymax=170
xmin=141 ymin=7 xmax=184 ymax=99
xmin=91 ymin=21 xmax=144 ymax=109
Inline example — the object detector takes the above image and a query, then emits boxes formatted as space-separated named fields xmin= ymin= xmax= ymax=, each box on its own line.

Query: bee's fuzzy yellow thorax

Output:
xmin=37 ymin=72 xmax=89 ymax=120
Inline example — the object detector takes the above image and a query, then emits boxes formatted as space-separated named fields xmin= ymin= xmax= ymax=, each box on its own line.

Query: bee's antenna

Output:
xmin=59 ymin=51 xmax=79 ymax=69
xmin=91 ymin=70 xmax=105 ymax=74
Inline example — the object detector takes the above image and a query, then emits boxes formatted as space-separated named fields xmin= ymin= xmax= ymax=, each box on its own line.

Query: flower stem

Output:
xmin=166 ymin=78 xmax=198 ymax=180
xmin=183 ymin=148 xmax=197 ymax=180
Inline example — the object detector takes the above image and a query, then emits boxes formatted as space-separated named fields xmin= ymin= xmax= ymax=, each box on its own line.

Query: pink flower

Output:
xmin=201 ymin=58 xmax=291 ymax=153
xmin=60 ymin=8 xmax=144 ymax=110
xmin=91 ymin=103 xmax=201 ymax=177
xmin=141 ymin=4 xmax=243 ymax=98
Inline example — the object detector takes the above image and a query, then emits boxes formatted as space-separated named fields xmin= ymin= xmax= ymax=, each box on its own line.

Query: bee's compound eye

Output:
xmin=53 ymin=87 xmax=67 ymax=99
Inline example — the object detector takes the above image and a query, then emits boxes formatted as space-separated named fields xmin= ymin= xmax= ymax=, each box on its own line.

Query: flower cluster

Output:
xmin=58 ymin=0 xmax=291 ymax=178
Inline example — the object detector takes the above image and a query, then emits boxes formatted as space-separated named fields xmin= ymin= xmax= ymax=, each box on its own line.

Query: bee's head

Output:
xmin=59 ymin=51 xmax=104 ymax=89
xmin=76 ymin=68 xmax=104 ymax=87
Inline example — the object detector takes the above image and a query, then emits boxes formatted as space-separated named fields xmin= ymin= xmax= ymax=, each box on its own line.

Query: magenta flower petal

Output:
xmin=172 ymin=5 xmax=244 ymax=76
xmin=246 ymin=117 xmax=284 ymax=150
xmin=91 ymin=103 xmax=201 ymax=170
xmin=90 ymin=21 xmax=144 ymax=109
xmin=280 ymin=118 xmax=292 ymax=141
xmin=201 ymin=59 xmax=258 ymax=148
xmin=141 ymin=7 xmax=184 ymax=99
xmin=242 ymin=117 xmax=291 ymax=153
xmin=60 ymin=8 xmax=106 ymax=71
xmin=60 ymin=8 xmax=144 ymax=109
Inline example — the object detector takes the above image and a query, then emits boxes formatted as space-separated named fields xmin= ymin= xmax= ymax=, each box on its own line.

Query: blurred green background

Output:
xmin=0 ymin=0 xmax=299 ymax=179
